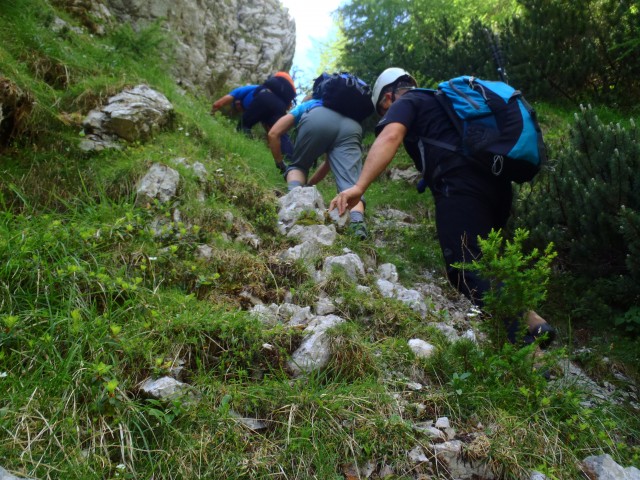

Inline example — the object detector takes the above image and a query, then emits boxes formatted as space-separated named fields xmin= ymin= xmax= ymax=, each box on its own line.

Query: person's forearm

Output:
xmin=268 ymin=135 xmax=283 ymax=163
xmin=356 ymin=124 xmax=406 ymax=191
xmin=267 ymin=114 xmax=294 ymax=166
xmin=212 ymin=95 xmax=233 ymax=111
xmin=329 ymin=122 xmax=406 ymax=215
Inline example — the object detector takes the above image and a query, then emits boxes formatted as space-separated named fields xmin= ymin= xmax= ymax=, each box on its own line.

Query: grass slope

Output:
xmin=1 ymin=1 xmax=639 ymax=479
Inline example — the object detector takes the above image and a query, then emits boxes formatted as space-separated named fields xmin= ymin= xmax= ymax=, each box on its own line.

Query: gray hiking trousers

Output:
xmin=285 ymin=106 xmax=363 ymax=193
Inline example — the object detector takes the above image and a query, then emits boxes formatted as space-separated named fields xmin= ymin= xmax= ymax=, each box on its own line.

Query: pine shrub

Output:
xmin=456 ymin=228 xmax=556 ymax=346
xmin=517 ymin=106 xmax=640 ymax=321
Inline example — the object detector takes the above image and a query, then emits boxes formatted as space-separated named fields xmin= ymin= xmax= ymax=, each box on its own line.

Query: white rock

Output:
xmin=136 ymin=163 xmax=180 ymax=204
xmin=287 ymin=224 xmax=337 ymax=247
xmin=408 ymin=339 xmax=436 ymax=359
xmin=328 ymin=207 xmax=350 ymax=228
xmin=277 ymin=186 xmax=325 ymax=233
xmin=315 ymin=296 xmax=336 ymax=316
xmin=414 ymin=422 xmax=446 ymax=441
xmin=287 ymin=315 xmax=345 ymax=376
xmin=323 ymin=253 xmax=365 ymax=282
xmin=434 ymin=323 xmax=459 ymax=342
xmin=407 ymin=446 xmax=428 ymax=463
xmin=530 ymin=472 xmax=549 ymax=480
xmin=435 ymin=417 xmax=450 ymax=429
xmin=0 ymin=466 xmax=35 ymax=480
xmin=249 ymin=304 xmax=279 ymax=326
xmin=582 ymin=454 xmax=640 ymax=480
xmin=377 ymin=263 xmax=399 ymax=283
xmin=139 ymin=376 xmax=197 ymax=403
xmin=433 ymin=440 xmax=494 ymax=479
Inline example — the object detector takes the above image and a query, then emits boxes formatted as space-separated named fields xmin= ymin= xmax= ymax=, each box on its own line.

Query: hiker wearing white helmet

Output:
xmin=330 ymin=67 xmax=555 ymax=347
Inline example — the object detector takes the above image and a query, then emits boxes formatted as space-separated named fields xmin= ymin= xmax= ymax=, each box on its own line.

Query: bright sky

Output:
xmin=279 ymin=0 xmax=344 ymax=91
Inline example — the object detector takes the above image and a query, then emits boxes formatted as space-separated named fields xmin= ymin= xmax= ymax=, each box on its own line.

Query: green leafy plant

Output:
xmin=614 ymin=306 xmax=640 ymax=335
xmin=457 ymin=228 xmax=557 ymax=345
xmin=449 ymin=371 xmax=471 ymax=395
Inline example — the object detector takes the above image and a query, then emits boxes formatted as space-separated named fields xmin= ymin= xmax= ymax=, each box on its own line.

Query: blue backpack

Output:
xmin=421 ymin=76 xmax=546 ymax=183
xmin=312 ymin=72 xmax=374 ymax=123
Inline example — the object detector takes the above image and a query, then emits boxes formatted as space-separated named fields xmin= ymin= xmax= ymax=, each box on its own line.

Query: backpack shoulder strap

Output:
xmin=420 ymin=136 xmax=459 ymax=152
xmin=413 ymin=88 xmax=436 ymax=94
xmin=413 ymin=87 xmax=462 ymax=153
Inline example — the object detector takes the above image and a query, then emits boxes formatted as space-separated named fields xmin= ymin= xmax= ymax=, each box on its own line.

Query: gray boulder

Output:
xmin=0 ymin=466 xmax=35 ymax=480
xmin=287 ymin=314 xmax=345 ymax=376
xmin=95 ymin=0 xmax=295 ymax=92
xmin=81 ymin=85 xmax=173 ymax=150
xmin=582 ymin=454 xmax=640 ymax=480
xmin=136 ymin=163 xmax=180 ymax=205
xmin=277 ymin=186 xmax=325 ymax=233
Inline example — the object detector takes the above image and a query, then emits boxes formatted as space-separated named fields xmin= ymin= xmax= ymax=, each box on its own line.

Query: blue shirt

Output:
xmin=230 ymin=85 xmax=259 ymax=110
xmin=289 ymin=99 xmax=323 ymax=125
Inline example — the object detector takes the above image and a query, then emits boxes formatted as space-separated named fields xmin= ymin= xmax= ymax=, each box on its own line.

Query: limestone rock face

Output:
xmin=61 ymin=0 xmax=296 ymax=93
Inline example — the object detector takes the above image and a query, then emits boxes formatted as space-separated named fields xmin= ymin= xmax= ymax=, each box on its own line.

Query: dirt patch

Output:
xmin=25 ymin=51 xmax=70 ymax=89
xmin=0 ymin=77 xmax=33 ymax=147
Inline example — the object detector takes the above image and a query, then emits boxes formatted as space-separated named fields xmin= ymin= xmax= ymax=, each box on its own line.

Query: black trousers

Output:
xmin=430 ymin=164 xmax=513 ymax=307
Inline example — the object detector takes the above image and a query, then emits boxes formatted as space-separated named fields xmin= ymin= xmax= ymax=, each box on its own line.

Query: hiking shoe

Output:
xmin=349 ymin=222 xmax=368 ymax=240
xmin=507 ymin=319 xmax=556 ymax=350
xmin=526 ymin=323 xmax=557 ymax=350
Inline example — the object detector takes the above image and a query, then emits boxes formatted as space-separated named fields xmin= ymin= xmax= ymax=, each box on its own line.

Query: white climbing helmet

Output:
xmin=371 ymin=67 xmax=416 ymax=113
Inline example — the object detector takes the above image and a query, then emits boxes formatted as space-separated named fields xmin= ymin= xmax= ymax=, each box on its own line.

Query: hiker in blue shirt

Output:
xmin=211 ymin=85 xmax=259 ymax=114
xmin=330 ymin=68 xmax=556 ymax=346
xmin=211 ymin=72 xmax=297 ymax=173
xmin=268 ymin=97 xmax=368 ymax=239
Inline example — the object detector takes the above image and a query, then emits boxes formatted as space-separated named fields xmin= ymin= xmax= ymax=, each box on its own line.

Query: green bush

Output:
xmin=456 ymin=228 xmax=556 ymax=345
xmin=518 ymin=106 xmax=640 ymax=325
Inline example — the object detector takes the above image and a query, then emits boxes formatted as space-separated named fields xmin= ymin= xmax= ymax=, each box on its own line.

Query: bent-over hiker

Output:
xmin=212 ymin=72 xmax=297 ymax=173
xmin=240 ymin=72 xmax=297 ymax=172
xmin=268 ymin=97 xmax=368 ymax=240
xmin=329 ymin=67 xmax=556 ymax=345
xmin=211 ymin=84 xmax=259 ymax=115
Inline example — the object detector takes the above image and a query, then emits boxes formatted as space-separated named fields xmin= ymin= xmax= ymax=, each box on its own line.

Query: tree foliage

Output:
xmin=336 ymin=0 xmax=518 ymax=85
xmin=503 ymin=0 xmax=640 ymax=107
xmin=335 ymin=0 xmax=640 ymax=325
xmin=336 ymin=0 xmax=640 ymax=106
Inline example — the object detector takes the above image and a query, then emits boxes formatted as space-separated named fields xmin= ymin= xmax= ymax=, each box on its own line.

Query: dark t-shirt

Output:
xmin=375 ymin=89 xmax=465 ymax=182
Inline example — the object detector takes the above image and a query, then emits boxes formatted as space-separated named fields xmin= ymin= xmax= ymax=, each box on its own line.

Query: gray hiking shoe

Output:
xmin=349 ymin=222 xmax=368 ymax=240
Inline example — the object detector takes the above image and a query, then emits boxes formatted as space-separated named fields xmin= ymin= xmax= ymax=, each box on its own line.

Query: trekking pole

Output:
xmin=484 ymin=28 xmax=508 ymax=84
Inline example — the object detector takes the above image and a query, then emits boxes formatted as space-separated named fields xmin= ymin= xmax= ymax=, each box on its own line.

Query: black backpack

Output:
xmin=261 ymin=76 xmax=296 ymax=105
xmin=312 ymin=72 xmax=374 ymax=123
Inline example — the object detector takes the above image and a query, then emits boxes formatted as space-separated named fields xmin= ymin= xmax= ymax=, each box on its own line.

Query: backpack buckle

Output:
xmin=492 ymin=155 xmax=504 ymax=175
